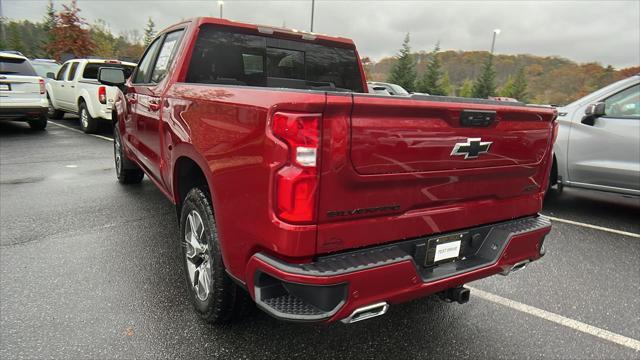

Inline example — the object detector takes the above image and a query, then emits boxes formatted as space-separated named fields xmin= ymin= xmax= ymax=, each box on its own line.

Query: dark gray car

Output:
xmin=552 ymin=74 xmax=639 ymax=196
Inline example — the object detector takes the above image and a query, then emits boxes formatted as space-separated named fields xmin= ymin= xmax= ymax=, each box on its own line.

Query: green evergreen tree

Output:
xmin=472 ymin=55 xmax=497 ymax=98
xmin=42 ymin=0 xmax=56 ymax=57
xmin=7 ymin=22 xmax=25 ymax=54
xmin=440 ymin=71 xmax=452 ymax=96
xmin=91 ymin=19 xmax=116 ymax=58
xmin=143 ymin=17 xmax=156 ymax=46
xmin=500 ymin=67 xmax=528 ymax=101
xmin=458 ymin=79 xmax=474 ymax=98
xmin=416 ymin=42 xmax=446 ymax=95
xmin=387 ymin=33 xmax=416 ymax=92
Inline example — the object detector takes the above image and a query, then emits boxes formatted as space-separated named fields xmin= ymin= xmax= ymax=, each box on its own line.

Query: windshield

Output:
xmin=82 ymin=63 xmax=135 ymax=80
xmin=564 ymin=76 xmax=639 ymax=108
xmin=31 ymin=62 xmax=61 ymax=78
xmin=185 ymin=25 xmax=364 ymax=92
xmin=0 ymin=56 xmax=37 ymax=76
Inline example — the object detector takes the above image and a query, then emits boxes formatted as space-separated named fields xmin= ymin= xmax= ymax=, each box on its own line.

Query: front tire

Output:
xmin=114 ymin=124 xmax=144 ymax=184
xmin=180 ymin=187 xmax=243 ymax=324
xmin=28 ymin=115 xmax=47 ymax=130
xmin=79 ymin=102 xmax=98 ymax=134
xmin=47 ymin=95 xmax=65 ymax=120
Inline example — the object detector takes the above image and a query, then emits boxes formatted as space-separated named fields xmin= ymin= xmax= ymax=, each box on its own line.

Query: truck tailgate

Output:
xmin=316 ymin=94 xmax=557 ymax=254
xmin=351 ymin=95 xmax=553 ymax=174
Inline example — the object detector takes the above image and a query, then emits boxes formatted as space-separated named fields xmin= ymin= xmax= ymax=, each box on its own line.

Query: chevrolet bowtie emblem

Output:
xmin=451 ymin=138 xmax=492 ymax=159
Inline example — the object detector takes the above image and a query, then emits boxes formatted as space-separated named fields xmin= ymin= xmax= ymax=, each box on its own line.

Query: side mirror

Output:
xmin=581 ymin=102 xmax=605 ymax=125
xmin=46 ymin=72 xmax=55 ymax=79
xmin=97 ymin=67 xmax=125 ymax=87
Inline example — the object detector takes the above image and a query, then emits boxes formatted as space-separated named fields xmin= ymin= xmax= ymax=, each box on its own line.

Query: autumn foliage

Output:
xmin=368 ymin=51 xmax=637 ymax=105
xmin=47 ymin=0 xmax=95 ymax=61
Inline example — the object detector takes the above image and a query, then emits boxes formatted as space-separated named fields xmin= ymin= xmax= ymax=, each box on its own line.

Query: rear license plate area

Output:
xmin=424 ymin=233 xmax=466 ymax=266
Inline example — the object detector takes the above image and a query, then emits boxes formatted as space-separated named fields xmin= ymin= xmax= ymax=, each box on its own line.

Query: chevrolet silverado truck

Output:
xmin=100 ymin=17 xmax=557 ymax=324
xmin=46 ymin=58 xmax=135 ymax=133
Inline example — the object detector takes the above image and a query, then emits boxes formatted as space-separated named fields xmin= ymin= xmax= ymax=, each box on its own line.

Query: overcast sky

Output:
xmin=3 ymin=0 xmax=639 ymax=68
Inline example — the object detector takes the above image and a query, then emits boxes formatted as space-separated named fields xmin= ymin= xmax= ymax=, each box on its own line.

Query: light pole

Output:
xmin=490 ymin=29 xmax=501 ymax=54
xmin=218 ymin=0 xmax=224 ymax=18
xmin=310 ymin=0 xmax=315 ymax=32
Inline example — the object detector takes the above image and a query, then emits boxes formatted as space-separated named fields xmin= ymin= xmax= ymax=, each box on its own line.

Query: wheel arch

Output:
xmin=173 ymin=154 xmax=216 ymax=215
xmin=45 ymin=84 xmax=57 ymax=106
xmin=77 ymin=90 xmax=98 ymax=118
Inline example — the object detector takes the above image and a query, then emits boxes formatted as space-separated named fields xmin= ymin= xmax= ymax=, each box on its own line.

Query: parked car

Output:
xmin=552 ymin=74 xmax=639 ymax=196
xmin=46 ymin=59 xmax=135 ymax=133
xmin=0 ymin=52 xmax=48 ymax=130
xmin=30 ymin=59 xmax=61 ymax=82
xmin=100 ymin=17 xmax=556 ymax=325
xmin=367 ymin=81 xmax=410 ymax=95
xmin=367 ymin=83 xmax=391 ymax=95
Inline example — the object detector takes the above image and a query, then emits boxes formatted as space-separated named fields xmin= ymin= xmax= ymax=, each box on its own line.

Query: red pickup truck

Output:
xmin=99 ymin=17 xmax=557 ymax=324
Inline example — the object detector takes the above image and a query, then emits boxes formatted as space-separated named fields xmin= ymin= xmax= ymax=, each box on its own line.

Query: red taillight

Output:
xmin=98 ymin=86 xmax=106 ymax=104
xmin=39 ymin=79 xmax=45 ymax=94
xmin=271 ymin=112 xmax=320 ymax=224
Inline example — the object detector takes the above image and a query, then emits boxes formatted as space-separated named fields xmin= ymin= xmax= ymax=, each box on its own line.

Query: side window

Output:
xmin=56 ymin=63 xmax=69 ymax=81
xmin=150 ymin=30 xmax=184 ymax=84
xmin=67 ymin=62 xmax=79 ymax=81
xmin=604 ymin=84 xmax=640 ymax=118
xmin=132 ymin=37 xmax=163 ymax=84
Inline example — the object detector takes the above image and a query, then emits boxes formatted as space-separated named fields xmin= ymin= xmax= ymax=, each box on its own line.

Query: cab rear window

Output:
xmin=0 ymin=56 xmax=37 ymax=76
xmin=82 ymin=63 xmax=134 ymax=80
xmin=185 ymin=25 xmax=364 ymax=92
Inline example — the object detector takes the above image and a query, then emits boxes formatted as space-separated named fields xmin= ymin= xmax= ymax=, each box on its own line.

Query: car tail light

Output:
xmin=98 ymin=86 xmax=106 ymax=104
xmin=39 ymin=79 xmax=45 ymax=94
xmin=271 ymin=112 xmax=320 ymax=223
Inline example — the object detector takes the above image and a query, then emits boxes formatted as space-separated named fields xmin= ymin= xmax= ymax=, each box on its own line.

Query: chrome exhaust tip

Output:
xmin=341 ymin=302 xmax=389 ymax=324
xmin=500 ymin=259 xmax=530 ymax=276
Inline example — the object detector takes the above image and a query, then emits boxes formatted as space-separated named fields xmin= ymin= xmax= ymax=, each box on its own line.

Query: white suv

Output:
xmin=0 ymin=52 xmax=48 ymax=130
xmin=46 ymin=59 xmax=135 ymax=133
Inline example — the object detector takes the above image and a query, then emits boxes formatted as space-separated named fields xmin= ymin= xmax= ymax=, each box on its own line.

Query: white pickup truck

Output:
xmin=46 ymin=59 xmax=135 ymax=133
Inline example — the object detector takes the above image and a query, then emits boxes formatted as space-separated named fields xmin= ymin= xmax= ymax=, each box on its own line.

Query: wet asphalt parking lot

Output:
xmin=1 ymin=118 xmax=639 ymax=359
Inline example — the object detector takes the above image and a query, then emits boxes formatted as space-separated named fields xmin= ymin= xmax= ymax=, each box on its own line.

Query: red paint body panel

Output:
xmin=113 ymin=17 xmax=557 ymax=322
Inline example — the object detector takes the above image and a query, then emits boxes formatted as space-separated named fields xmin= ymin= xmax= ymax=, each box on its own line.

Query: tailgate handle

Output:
xmin=460 ymin=110 xmax=495 ymax=127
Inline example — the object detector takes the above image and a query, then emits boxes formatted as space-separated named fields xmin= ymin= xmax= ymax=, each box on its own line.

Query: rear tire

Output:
xmin=114 ymin=124 xmax=144 ymax=184
xmin=180 ymin=187 xmax=244 ymax=324
xmin=47 ymin=96 xmax=64 ymax=120
xmin=79 ymin=102 xmax=98 ymax=134
xmin=28 ymin=115 xmax=47 ymax=131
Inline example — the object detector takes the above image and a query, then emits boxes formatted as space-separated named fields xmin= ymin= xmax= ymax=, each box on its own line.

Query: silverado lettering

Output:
xmin=327 ymin=205 xmax=401 ymax=218
xmin=102 ymin=17 xmax=557 ymax=325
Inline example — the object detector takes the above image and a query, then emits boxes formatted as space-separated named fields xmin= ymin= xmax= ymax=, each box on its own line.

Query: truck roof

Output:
xmin=165 ymin=17 xmax=356 ymax=48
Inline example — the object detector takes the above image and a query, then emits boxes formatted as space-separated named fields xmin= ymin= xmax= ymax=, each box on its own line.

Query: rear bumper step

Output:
xmin=247 ymin=215 xmax=551 ymax=323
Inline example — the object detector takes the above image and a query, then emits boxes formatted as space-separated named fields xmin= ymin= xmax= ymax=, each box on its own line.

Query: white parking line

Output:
xmin=468 ymin=286 xmax=640 ymax=352
xmin=48 ymin=121 xmax=113 ymax=142
xmin=543 ymin=215 xmax=640 ymax=238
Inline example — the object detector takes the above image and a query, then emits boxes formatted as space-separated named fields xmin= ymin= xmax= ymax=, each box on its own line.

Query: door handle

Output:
xmin=148 ymin=100 xmax=161 ymax=112
xmin=61 ymin=84 xmax=65 ymax=87
xmin=70 ymin=85 xmax=75 ymax=88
